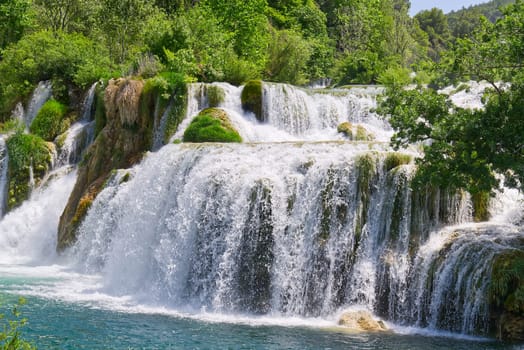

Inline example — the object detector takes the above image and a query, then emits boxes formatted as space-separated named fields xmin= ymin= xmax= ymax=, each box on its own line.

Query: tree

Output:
xmin=415 ymin=8 xmax=451 ymax=61
xmin=0 ymin=0 xmax=32 ymax=50
xmin=379 ymin=0 xmax=524 ymax=195
xmin=99 ymin=0 xmax=155 ymax=63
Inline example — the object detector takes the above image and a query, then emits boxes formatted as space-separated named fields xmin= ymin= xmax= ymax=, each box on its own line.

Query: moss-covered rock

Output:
xmin=471 ymin=191 xmax=490 ymax=222
xmin=6 ymin=132 xmax=53 ymax=210
xmin=30 ymin=99 xmax=69 ymax=141
xmin=384 ymin=152 xmax=412 ymax=171
xmin=183 ymin=108 xmax=242 ymax=143
xmin=337 ymin=122 xmax=354 ymax=139
xmin=490 ymin=250 xmax=524 ymax=340
xmin=241 ymin=80 xmax=263 ymax=122
xmin=57 ymin=77 xmax=187 ymax=251
xmin=337 ymin=122 xmax=375 ymax=141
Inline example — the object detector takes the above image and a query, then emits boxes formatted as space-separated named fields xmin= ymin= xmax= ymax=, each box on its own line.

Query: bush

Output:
xmin=183 ymin=108 xmax=242 ymax=143
xmin=0 ymin=297 xmax=36 ymax=350
xmin=30 ymin=99 xmax=68 ymax=141
xmin=0 ymin=30 xmax=111 ymax=115
xmin=6 ymin=132 xmax=52 ymax=209
xmin=377 ymin=66 xmax=412 ymax=87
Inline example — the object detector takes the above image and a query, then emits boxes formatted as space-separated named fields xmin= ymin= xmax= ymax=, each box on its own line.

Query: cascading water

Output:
xmin=55 ymin=83 xmax=98 ymax=166
xmin=0 ymin=167 xmax=77 ymax=264
xmin=24 ymin=81 xmax=53 ymax=129
xmin=0 ymin=137 xmax=8 ymax=218
xmin=0 ymin=79 xmax=522 ymax=345
xmin=70 ymin=142 xmax=484 ymax=328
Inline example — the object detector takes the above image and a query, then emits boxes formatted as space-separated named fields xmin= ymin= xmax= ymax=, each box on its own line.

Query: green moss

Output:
xmin=94 ymin=85 xmax=107 ymax=138
xmin=241 ymin=80 xmax=263 ymax=122
xmin=207 ymin=85 xmax=225 ymax=107
xmin=29 ymin=99 xmax=68 ymax=141
xmin=490 ymin=250 xmax=524 ymax=314
xmin=355 ymin=125 xmax=375 ymax=141
xmin=385 ymin=152 xmax=412 ymax=171
xmin=183 ymin=108 xmax=242 ymax=143
xmin=471 ymin=191 xmax=490 ymax=222
xmin=6 ymin=132 xmax=52 ymax=209
xmin=337 ymin=122 xmax=353 ymax=139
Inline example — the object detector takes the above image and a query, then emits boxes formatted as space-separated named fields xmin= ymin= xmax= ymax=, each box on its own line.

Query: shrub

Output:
xmin=30 ymin=99 xmax=68 ymax=141
xmin=183 ymin=108 xmax=242 ymax=143
xmin=0 ymin=297 xmax=36 ymax=350
xmin=6 ymin=132 xmax=52 ymax=209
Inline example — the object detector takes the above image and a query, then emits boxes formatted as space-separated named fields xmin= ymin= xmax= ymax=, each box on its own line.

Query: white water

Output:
xmin=81 ymin=82 xmax=97 ymax=121
xmin=173 ymin=82 xmax=392 ymax=143
xmin=0 ymin=137 xmax=8 ymax=218
xmin=0 ymin=167 xmax=76 ymax=265
xmin=0 ymin=81 xmax=522 ymax=340
xmin=56 ymin=120 xmax=95 ymax=166
xmin=24 ymin=81 xmax=53 ymax=129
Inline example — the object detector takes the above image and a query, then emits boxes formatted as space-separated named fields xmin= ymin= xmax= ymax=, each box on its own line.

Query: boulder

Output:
xmin=338 ymin=310 xmax=388 ymax=332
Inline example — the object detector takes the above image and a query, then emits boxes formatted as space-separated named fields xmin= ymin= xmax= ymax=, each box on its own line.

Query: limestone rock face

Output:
xmin=57 ymin=79 xmax=153 ymax=250
xmin=338 ymin=310 xmax=388 ymax=332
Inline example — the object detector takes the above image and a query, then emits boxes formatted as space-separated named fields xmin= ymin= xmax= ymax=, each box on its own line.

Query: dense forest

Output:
xmin=0 ymin=0 xmax=516 ymax=117
xmin=0 ymin=0 xmax=522 ymax=194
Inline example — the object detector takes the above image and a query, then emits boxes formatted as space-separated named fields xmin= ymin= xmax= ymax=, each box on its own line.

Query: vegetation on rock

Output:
xmin=183 ymin=108 xmax=242 ymax=143
xmin=6 ymin=132 xmax=52 ymax=210
xmin=30 ymin=99 xmax=68 ymax=141
xmin=241 ymin=80 xmax=263 ymax=122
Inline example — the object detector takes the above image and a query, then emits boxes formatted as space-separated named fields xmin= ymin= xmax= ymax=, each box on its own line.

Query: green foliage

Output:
xmin=0 ymin=0 xmax=32 ymax=50
xmin=202 ymin=0 xmax=269 ymax=67
xmin=0 ymin=30 xmax=110 ymax=116
xmin=0 ymin=119 xmax=25 ymax=134
xmin=333 ymin=50 xmax=384 ymax=85
xmin=490 ymin=250 xmax=524 ymax=314
xmin=266 ymin=29 xmax=312 ymax=85
xmin=415 ymin=8 xmax=451 ymax=61
xmin=377 ymin=66 xmax=412 ymax=88
xmin=30 ymin=99 xmax=68 ymax=141
xmin=241 ymin=80 xmax=263 ymax=121
xmin=6 ymin=132 xmax=51 ymax=209
xmin=0 ymin=298 xmax=35 ymax=350
xmin=380 ymin=1 xmax=524 ymax=195
xmin=384 ymin=152 xmax=412 ymax=171
xmin=183 ymin=108 xmax=242 ymax=143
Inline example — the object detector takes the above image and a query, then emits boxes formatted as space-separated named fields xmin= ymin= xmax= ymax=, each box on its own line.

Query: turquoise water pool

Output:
xmin=0 ymin=269 xmax=519 ymax=350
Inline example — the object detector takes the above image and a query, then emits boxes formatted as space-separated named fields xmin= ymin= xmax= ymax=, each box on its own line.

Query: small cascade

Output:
xmin=11 ymin=102 xmax=25 ymax=126
xmin=24 ymin=81 xmax=53 ymax=129
xmin=262 ymin=83 xmax=391 ymax=141
xmin=71 ymin=143 xmax=483 ymax=331
xmin=56 ymin=120 xmax=96 ymax=166
xmin=0 ymin=167 xmax=77 ymax=264
xmin=0 ymin=137 xmax=8 ymax=218
xmin=81 ymin=82 xmax=98 ymax=121
xmin=173 ymin=82 xmax=390 ymax=143
xmin=28 ymin=161 xmax=35 ymax=194
xmin=404 ymin=224 xmax=522 ymax=334
xmin=152 ymin=99 xmax=174 ymax=151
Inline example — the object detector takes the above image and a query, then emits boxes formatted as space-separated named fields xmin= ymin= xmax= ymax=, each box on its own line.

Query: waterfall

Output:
xmin=81 ymin=82 xmax=98 ymax=121
xmin=0 ymin=167 xmax=77 ymax=264
xmin=152 ymin=99 xmax=174 ymax=151
xmin=56 ymin=120 xmax=95 ymax=166
xmin=72 ymin=143 xmax=496 ymax=328
xmin=0 ymin=138 xmax=8 ymax=218
xmin=24 ymin=81 xmax=53 ymax=129
xmin=262 ymin=84 xmax=391 ymax=141
xmin=173 ymin=82 xmax=390 ymax=143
